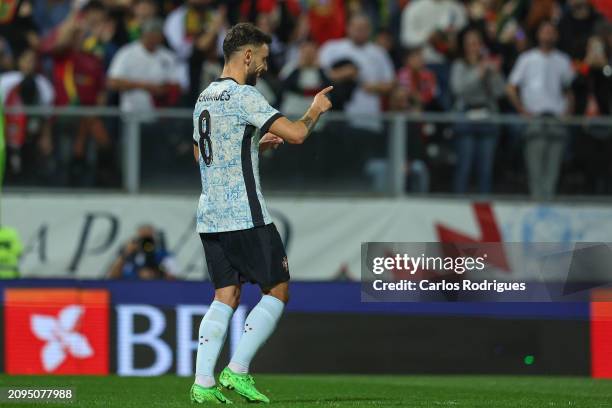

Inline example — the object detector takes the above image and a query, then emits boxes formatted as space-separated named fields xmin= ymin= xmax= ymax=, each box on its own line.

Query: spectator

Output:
xmin=108 ymin=18 xmax=183 ymax=118
xmin=319 ymin=13 xmax=394 ymax=186
xmin=575 ymin=32 xmax=612 ymax=115
xmin=376 ymin=28 xmax=402 ymax=69
xmin=251 ymin=12 xmax=285 ymax=104
xmin=400 ymin=0 xmax=468 ymax=108
xmin=107 ymin=224 xmax=179 ymax=280
xmin=388 ymin=82 xmax=432 ymax=193
xmin=99 ymin=9 xmax=125 ymax=69
xmin=507 ymin=21 xmax=575 ymax=199
xmin=464 ymin=0 xmax=509 ymax=59
xmin=400 ymin=0 xmax=467 ymax=63
xmin=41 ymin=0 xmax=106 ymax=106
xmin=199 ymin=41 xmax=223 ymax=91
xmin=125 ymin=0 xmax=158 ymax=42
xmin=396 ymin=46 xmax=438 ymax=112
xmin=0 ymin=0 xmax=39 ymax=58
xmin=0 ymin=37 xmax=13 ymax=73
xmin=0 ymin=0 xmax=608 ymax=197
xmin=600 ymin=19 xmax=612 ymax=53
xmin=573 ymin=33 xmax=612 ymax=193
xmin=276 ymin=39 xmax=331 ymax=176
xmin=0 ymin=48 xmax=54 ymax=182
xmin=240 ymin=0 xmax=301 ymax=44
xmin=389 ymin=47 xmax=438 ymax=193
xmin=592 ymin=0 xmax=612 ymax=19
xmin=281 ymin=11 xmax=317 ymax=85
xmin=558 ymin=0 xmax=603 ymax=60
xmin=319 ymin=13 xmax=394 ymax=134
xmin=40 ymin=0 xmax=113 ymax=187
xmin=0 ymin=225 xmax=23 ymax=279
xmin=450 ymin=29 xmax=505 ymax=194
xmin=279 ymin=39 xmax=331 ymax=116
xmin=0 ymin=0 xmax=20 ymax=24
xmin=108 ymin=17 xmax=183 ymax=179
xmin=31 ymin=0 xmax=72 ymax=36
xmin=163 ymin=0 xmax=226 ymax=101
xmin=495 ymin=0 xmax=530 ymax=75
xmin=255 ymin=12 xmax=284 ymax=75
xmin=306 ymin=0 xmax=346 ymax=46
xmin=524 ymin=0 xmax=559 ymax=35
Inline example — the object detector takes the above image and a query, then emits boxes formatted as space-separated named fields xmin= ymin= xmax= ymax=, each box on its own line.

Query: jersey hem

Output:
xmin=196 ymin=221 xmax=273 ymax=234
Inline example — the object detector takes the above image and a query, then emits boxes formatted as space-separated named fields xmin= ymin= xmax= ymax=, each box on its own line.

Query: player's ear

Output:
xmin=245 ymin=48 xmax=252 ymax=66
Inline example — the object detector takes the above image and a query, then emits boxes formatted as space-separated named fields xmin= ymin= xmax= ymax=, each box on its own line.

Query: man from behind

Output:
xmin=190 ymin=22 xmax=332 ymax=404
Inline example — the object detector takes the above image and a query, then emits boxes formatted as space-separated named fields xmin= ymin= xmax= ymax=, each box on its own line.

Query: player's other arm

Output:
xmin=193 ymin=144 xmax=199 ymax=162
xmin=269 ymin=86 xmax=333 ymax=144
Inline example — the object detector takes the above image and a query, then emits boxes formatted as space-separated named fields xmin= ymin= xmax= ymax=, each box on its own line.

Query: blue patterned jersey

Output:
xmin=193 ymin=78 xmax=283 ymax=233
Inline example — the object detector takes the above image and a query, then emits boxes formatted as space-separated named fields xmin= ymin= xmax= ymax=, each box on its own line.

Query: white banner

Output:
xmin=3 ymin=194 xmax=612 ymax=280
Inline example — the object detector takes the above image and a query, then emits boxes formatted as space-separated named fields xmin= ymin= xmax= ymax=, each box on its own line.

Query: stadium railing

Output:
xmin=4 ymin=106 xmax=612 ymax=197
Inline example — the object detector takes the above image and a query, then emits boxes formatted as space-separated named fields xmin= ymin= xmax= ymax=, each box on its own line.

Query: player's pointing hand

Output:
xmin=312 ymin=86 xmax=333 ymax=114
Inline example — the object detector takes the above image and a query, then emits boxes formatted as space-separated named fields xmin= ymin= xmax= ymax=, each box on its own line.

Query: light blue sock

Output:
xmin=195 ymin=300 xmax=234 ymax=387
xmin=228 ymin=295 xmax=285 ymax=374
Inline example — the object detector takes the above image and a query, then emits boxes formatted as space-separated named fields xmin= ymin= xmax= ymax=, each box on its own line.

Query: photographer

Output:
xmin=107 ymin=225 xmax=179 ymax=280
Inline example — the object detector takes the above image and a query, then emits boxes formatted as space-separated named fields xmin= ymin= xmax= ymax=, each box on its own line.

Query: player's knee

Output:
xmin=214 ymin=285 xmax=241 ymax=309
xmin=265 ymin=282 xmax=289 ymax=304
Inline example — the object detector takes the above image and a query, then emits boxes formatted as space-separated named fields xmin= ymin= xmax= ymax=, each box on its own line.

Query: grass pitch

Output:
xmin=0 ymin=374 xmax=611 ymax=407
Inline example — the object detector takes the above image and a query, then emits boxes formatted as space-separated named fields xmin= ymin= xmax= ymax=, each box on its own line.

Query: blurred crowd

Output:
xmin=1 ymin=0 xmax=612 ymax=197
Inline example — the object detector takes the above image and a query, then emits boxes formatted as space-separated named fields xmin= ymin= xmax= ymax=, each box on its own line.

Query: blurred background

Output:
xmin=1 ymin=0 xmax=612 ymax=380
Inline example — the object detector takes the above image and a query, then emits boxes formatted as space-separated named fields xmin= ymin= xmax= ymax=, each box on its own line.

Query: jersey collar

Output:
xmin=213 ymin=77 xmax=239 ymax=84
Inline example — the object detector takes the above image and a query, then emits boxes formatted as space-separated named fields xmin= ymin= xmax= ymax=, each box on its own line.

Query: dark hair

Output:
xmin=222 ymin=23 xmax=271 ymax=62
xmin=82 ymin=0 xmax=106 ymax=13
xmin=457 ymin=27 xmax=485 ymax=60
xmin=402 ymin=46 xmax=423 ymax=59
xmin=133 ymin=0 xmax=157 ymax=5
xmin=16 ymin=47 xmax=35 ymax=61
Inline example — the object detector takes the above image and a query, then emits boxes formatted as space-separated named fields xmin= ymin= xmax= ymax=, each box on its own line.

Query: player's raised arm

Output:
xmin=269 ymin=86 xmax=333 ymax=145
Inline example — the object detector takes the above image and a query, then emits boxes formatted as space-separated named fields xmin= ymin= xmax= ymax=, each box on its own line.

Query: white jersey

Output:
xmin=193 ymin=77 xmax=282 ymax=233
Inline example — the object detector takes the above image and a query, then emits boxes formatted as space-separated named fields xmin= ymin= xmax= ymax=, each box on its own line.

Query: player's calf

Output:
xmin=194 ymin=299 xmax=235 ymax=389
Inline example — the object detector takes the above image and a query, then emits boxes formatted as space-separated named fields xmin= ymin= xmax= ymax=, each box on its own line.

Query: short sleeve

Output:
xmin=192 ymin=107 xmax=200 ymax=146
xmin=239 ymin=85 xmax=284 ymax=134
xmin=377 ymin=47 xmax=395 ymax=82
xmin=108 ymin=47 xmax=128 ymax=79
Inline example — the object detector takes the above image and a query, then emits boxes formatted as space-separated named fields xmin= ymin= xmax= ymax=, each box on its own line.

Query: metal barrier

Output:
xmin=4 ymin=106 xmax=612 ymax=197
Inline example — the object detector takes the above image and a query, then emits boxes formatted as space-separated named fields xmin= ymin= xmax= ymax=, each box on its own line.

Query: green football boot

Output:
xmin=219 ymin=367 xmax=270 ymax=403
xmin=190 ymin=383 xmax=233 ymax=404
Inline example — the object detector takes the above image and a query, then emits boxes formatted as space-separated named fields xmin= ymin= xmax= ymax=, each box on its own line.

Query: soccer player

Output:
xmin=190 ymin=23 xmax=332 ymax=404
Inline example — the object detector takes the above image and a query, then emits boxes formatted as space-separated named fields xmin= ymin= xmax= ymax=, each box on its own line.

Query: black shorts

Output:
xmin=200 ymin=223 xmax=290 ymax=290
